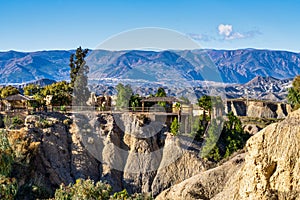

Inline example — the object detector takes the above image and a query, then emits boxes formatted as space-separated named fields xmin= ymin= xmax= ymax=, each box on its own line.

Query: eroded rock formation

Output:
xmin=156 ymin=109 xmax=300 ymax=200
xmin=226 ymin=100 xmax=292 ymax=119
xmin=23 ymin=112 xmax=206 ymax=196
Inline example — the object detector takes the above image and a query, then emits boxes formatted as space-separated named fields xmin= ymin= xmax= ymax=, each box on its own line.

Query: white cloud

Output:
xmin=218 ymin=24 xmax=233 ymax=37
xmin=187 ymin=33 xmax=214 ymax=42
xmin=226 ymin=32 xmax=245 ymax=40
xmin=218 ymin=24 xmax=261 ymax=40
xmin=186 ymin=25 xmax=261 ymax=43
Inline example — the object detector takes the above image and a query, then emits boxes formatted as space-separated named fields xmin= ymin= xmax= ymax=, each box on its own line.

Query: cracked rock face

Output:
xmin=26 ymin=113 xmax=101 ymax=192
xmin=155 ymin=153 xmax=246 ymax=200
xmin=25 ymin=112 xmax=206 ymax=196
xmin=157 ymin=109 xmax=300 ymax=200
xmin=215 ymin=109 xmax=300 ymax=200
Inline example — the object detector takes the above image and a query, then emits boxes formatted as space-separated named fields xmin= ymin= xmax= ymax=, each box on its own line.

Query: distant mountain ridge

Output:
xmin=0 ymin=49 xmax=300 ymax=84
xmin=0 ymin=50 xmax=72 ymax=83
xmin=89 ymin=75 xmax=292 ymax=102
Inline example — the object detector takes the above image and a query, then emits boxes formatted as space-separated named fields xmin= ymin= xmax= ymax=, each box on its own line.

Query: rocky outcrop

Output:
xmin=243 ymin=124 xmax=262 ymax=135
xmin=24 ymin=112 xmax=206 ymax=196
xmin=214 ymin=109 xmax=300 ymax=200
xmin=25 ymin=113 xmax=101 ymax=193
xmin=226 ymin=100 xmax=247 ymax=116
xmin=151 ymin=135 xmax=205 ymax=196
xmin=226 ymin=100 xmax=292 ymax=119
xmin=156 ymin=109 xmax=300 ymax=200
xmin=156 ymin=153 xmax=245 ymax=200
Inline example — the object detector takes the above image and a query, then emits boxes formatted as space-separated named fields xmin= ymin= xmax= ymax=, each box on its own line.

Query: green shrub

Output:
xmin=54 ymin=179 xmax=153 ymax=200
xmin=3 ymin=116 xmax=24 ymax=129
xmin=0 ymin=175 xmax=18 ymax=200
xmin=0 ymin=130 xmax=18 ymax=200
xmin=35 ymin=117 xmax=53 ymax=128
xmin=54 ymin=178 xmax=112 ymax=200
xmin=170 ymin=117 xmax=180 ymax=136
xmin=112 ymin=191 xmax=153 ymax=200
xmin=60 ymin=105 xmax=66 ymax=112
xmin=3 ymin=116 xmax=12 ymax=129
xmin=0 ymin=131 xmax=14 ymax=176
xmin=12 ymin=116 xmax=23 ymax=127
xmin=287 ymin=75 xmax=300 ymax=110
xmin=113 ymin=189 xmax=130 ymax=199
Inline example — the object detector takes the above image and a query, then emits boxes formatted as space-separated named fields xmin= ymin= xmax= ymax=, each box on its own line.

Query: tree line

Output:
xmin=0 ymin=47 xmax=90 ymax=109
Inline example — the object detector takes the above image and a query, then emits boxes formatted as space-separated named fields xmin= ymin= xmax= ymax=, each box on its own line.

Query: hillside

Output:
xmin=1 ymin=49 xmax=300 ymax=84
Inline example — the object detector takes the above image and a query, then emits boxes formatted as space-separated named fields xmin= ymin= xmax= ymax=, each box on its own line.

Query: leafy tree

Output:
xmin=69 ymin=47 xmax=90 ymax=106
xmin=23 ymin=84 xmax=40 ymax=96
xmin=39 ymin=81 xmax=71 ymax=106
xmin=201 ymin=112 xmax=250 ymax=162
xmin=197 ymin=95 xmax=212 ymax=137
xmin=31 ymin=93 xmax=45 ymax=109
xmin=130 ymin=94 xmax=142 ymax=111
xmin=200 ymin=118 xmax=223 ymax=160
xmin=192 ymin=96 xmax=224 ymax=142
xmin=170 ymin=117 xmax=180 ymax=136
xmin=0 ymin=86 xmax=19 ymax=98
xmin=198 ymin=95 xmax=212 ymax=116
xmin=287 ymin=75 xmax=300 ymax=109
xmin=191 ymin=115 xmax=208 ymax=141
xmin=156 ymin=87 xmax=167 ymax=97
xmin=116 ymin=83 xmax=133 ymax=109
xmin=222 ymin=112 xmax=247 ymax=158
xmin=155 ymin=87 xmax=167 ymax=107
xmin=69 ymin=47 xmax=89 ymax=89
xmin=26 ymin=81 xmax=71 ymax=109
xmin=292 ymin=75 xmax=300 ymax=91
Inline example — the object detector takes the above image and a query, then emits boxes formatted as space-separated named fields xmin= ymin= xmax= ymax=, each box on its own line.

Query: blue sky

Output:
xmin=1 ymin=0 xmax=300 ymax=52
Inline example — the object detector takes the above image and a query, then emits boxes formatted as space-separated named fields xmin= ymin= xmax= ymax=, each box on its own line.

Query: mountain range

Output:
xmin=1 ymin=49 xmax=300 ymax=84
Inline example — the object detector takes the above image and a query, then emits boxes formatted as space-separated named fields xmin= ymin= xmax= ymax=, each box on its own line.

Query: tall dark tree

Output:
xmin=69 ymin=47 xmax=90 ymax=106
xmin=197 ymin=95 xmax=212 ymax=130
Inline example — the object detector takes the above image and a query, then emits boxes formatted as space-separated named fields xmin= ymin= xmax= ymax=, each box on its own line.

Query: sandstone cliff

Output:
xmin=156 ymin=109 xmax=300 ymax=200
xmin=156 ymin=153 xmax=245 ymax=200
xmin=24 ymin=113 xmax=101 ymax=194
xmin=22 ymin=112 xmax=207 ymax=196
xmin=226 ymin=100 xmax=292 ymax=119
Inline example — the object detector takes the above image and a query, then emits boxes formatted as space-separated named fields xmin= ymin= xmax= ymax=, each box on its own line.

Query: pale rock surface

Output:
xmin=215 ymin=109 xmax=300 ymax=200
xmin=156 ymin=153 xmax=245 ymax=200
xmin=151 ymin=134 xmax=205 ymax=196
xmin=157 ymin=109 xmax=300 ymax=200
xmin=26 ymin=113 xmax=101 ymax=191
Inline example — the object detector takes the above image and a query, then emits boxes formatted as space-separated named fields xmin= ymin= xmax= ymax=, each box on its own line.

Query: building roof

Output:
xmin=5 ymin=94 xmax=34 ymax=101
xmin=141 ymin=96 xmax=180 ymax=103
